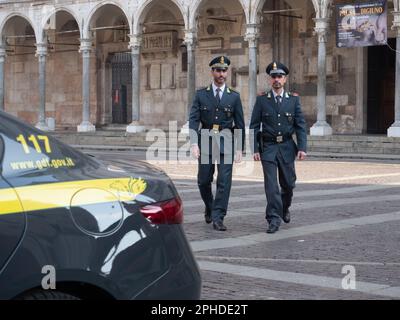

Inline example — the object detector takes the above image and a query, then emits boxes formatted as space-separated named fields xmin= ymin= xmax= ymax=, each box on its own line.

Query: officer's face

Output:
xmin=212 ymin=68 xmax=228 ymax=86
xmin=269 ymin=74 xmax=287 ymax=91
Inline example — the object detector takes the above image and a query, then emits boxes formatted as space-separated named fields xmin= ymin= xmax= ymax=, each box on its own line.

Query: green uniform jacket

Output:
xmin=250 ymin=90 xmax=307 ymax=163
xmin=189 ymin=85 xmax=245 ymax=154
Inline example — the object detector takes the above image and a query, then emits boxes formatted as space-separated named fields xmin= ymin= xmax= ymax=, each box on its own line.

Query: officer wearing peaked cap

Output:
xmin=250 ymin=61 xmax=307 ymax=234
xmin=209 ymin=55 xmax=230 ymax=68
xmin=189 ymin=56 xmax=245 ymax=231
xmin=266 ymin=61 xmax=290 ymax=77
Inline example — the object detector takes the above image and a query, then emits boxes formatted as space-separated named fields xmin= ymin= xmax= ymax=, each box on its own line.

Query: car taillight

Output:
xmin=139 ymin=197 xmax=183 ymax=224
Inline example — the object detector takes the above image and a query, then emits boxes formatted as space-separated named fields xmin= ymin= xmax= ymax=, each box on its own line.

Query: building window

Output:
xmin=181 ymin=46 xmax=187 ymax=72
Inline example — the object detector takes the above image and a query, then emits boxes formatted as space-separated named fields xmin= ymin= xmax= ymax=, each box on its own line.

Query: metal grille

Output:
xmin=111 ymin=52 xmax=132 ymax=88
xmin=111 ymin=52 xmax=131 ymax=124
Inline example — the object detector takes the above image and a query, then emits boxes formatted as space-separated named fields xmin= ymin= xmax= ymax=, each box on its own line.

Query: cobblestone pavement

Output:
xmin=91 ymin=150 xmax=400 ymax=300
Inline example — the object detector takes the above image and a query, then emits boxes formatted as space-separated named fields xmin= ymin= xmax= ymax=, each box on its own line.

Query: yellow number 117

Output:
xmin=16 ymin=134 xmax=52 ymax=154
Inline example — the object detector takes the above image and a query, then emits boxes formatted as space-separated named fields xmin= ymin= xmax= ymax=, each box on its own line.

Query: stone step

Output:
xmin=50 ymin=131 xmax=400 ymax=156
xmin=100 ymin=124 xmax=127 ymax=131
xmin=52 ymin=130 xmax=183 ymax=137
xmin=51 ymin=131 xmax=188 ymax=148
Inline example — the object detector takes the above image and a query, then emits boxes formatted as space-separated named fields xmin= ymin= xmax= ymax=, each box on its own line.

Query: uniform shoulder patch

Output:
xmin=287 ymin=91 xmax=299 ymax=97
xmin=228 ymin=87 xmax=239 ymax=94
xmin=198 ymin=86 xmax=209 ymax=92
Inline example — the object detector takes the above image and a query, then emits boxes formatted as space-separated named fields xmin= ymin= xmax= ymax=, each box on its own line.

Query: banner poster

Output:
xmin=336 ymin=1 xmax=387 ymax=48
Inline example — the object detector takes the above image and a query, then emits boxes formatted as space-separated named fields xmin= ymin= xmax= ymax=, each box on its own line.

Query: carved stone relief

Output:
xmin=145 ymin=63 xmax=176 ymax=90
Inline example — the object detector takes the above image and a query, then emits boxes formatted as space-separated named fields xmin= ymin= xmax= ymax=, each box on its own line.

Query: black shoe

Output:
xmin=204 ymin=209 xmax=212 ymax=224
xmin=213 ymin=221 xmax=227 ymax=231
xmin=283 ymin=209 xmax=291 ymax=223
xmin=266 ymin=224 xmax=279 ymax=234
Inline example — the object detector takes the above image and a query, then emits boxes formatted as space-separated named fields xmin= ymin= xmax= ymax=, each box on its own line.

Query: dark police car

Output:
xmin=0 ymin=110 xmax=201 ymax=300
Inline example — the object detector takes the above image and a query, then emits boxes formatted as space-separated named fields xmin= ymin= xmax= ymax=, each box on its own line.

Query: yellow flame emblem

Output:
xmin=110 ymin=177 xmax=147 ymax=201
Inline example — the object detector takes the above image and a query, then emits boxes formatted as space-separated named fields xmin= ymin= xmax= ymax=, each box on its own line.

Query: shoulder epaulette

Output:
xmin=198 ymin=86 xmax=210 ymax=92
xmin=227 ymin=87 xmax=239 ymax=94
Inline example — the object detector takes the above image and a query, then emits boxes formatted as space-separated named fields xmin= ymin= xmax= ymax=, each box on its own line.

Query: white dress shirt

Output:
xmin=272 ymin=89 xmax=284 ymax=103
xmin=212 ymin=83 xmax=226 ymax=100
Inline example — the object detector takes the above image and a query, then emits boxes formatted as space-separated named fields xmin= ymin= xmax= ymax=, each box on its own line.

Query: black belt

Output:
xmin=202 ymin=125 xmax=234 ymax=132
xmin=262 ymin=133 xmax=292 ymax=144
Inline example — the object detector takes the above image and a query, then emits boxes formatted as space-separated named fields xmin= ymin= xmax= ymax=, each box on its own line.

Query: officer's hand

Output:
xmin=253 ymin=153 xmax=261 ymax=161
xmin=235 ymin=151 xmax=242 ymax=163
xmin=191 ymin=144 xmax=200 ymax=159
xmin=297 ymin=151 xmax=307 ymax=161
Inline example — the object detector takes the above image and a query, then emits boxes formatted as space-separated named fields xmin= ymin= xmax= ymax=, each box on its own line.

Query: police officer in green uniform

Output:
xmin=250 ymin=61 xmax=307 ymax=234
xmin=189 ymin=56 xmax=245 ymax=231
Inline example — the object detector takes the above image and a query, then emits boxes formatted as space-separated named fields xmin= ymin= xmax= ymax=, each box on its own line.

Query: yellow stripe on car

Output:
xmin=0 ymin=177 xmax=147 ymax=215
xmin=0 ymin=188 xmax=24 ymax=215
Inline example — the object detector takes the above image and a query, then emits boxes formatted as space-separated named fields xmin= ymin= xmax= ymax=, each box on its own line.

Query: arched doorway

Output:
xmin=88 ymin=4 xmax=130 ymax=126
xmin=137 ymin=0 xmax=186 ymax=129
xmin=43 ymin=10 xmax=81 ymax=128
xmin=367 ymin=37 xmax=395 ymax=134
xmin=110 ymin=52 xmax=131 ymax=124
xmin=2 ymin=16 xmax=37 ymax=123
xmin=193 ymin=0 xmax=246 ymax=111
xmin=261 ymin=0 xmax=294 ymax=66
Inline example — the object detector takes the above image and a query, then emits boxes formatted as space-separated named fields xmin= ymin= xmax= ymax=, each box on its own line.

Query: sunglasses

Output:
xmin=271 ymin=74 xmax=284 ymax=79
xmin=214 ymin=68 xmax=228 ymax=73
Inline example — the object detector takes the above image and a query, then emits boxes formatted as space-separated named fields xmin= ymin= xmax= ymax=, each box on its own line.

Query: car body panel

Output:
xmin=0 ymin=111 xmax=201 ymax=299
xmin=0 ymin=176 xmax=26 ymax=272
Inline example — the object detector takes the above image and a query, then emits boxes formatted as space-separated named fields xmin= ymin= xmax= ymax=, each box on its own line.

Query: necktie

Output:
xmin=215 ymin=88 xmax=221 ymax=104
xmin=276 ymin=95 xmax=282 ymax=105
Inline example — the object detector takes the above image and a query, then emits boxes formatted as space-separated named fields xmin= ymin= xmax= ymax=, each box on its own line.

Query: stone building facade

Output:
xmin=0 ymin=0 xmax=400 ymax=136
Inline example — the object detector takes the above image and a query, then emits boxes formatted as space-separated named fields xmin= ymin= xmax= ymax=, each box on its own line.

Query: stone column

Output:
xmin=127 ymin=34 xmax=145 ymax=133
xmin=245 ymin=24 xmax=260 ymax=117
xmin=35 ymin=43 xmax=49 ymax=131
xmin=180 ymin=30 xmax=197 ymax=134
xmin=310 ymin=18 xmax=332 ymax=136
xmin=388 ymin=11 xmax=400 ymax=137
xmin=78 ymin=38 xmax=95 ymax=132
xmin=0 ymin=45 xmax=6 ymax=111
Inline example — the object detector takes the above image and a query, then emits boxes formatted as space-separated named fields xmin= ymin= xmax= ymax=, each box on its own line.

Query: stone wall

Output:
xmin=1 ymin=0 xmax=395 ymax=134
xmin=5 ymin=37 xmax=98 ymax=128
xmin=287 ymin=20 xmax=359 ymax=134
xmin=4 ymin=13 xmax=361 ymax=134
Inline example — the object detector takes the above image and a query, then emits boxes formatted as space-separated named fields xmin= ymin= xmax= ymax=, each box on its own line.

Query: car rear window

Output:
xmin=0 ymin=111 xmax=100 ymax=186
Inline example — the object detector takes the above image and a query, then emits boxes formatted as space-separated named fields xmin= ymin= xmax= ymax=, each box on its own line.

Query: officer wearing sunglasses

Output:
xmin=189 ymin=56 xmax=245 ymax=231
xmin=249 ymin=61 xmax=307 ymax=234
